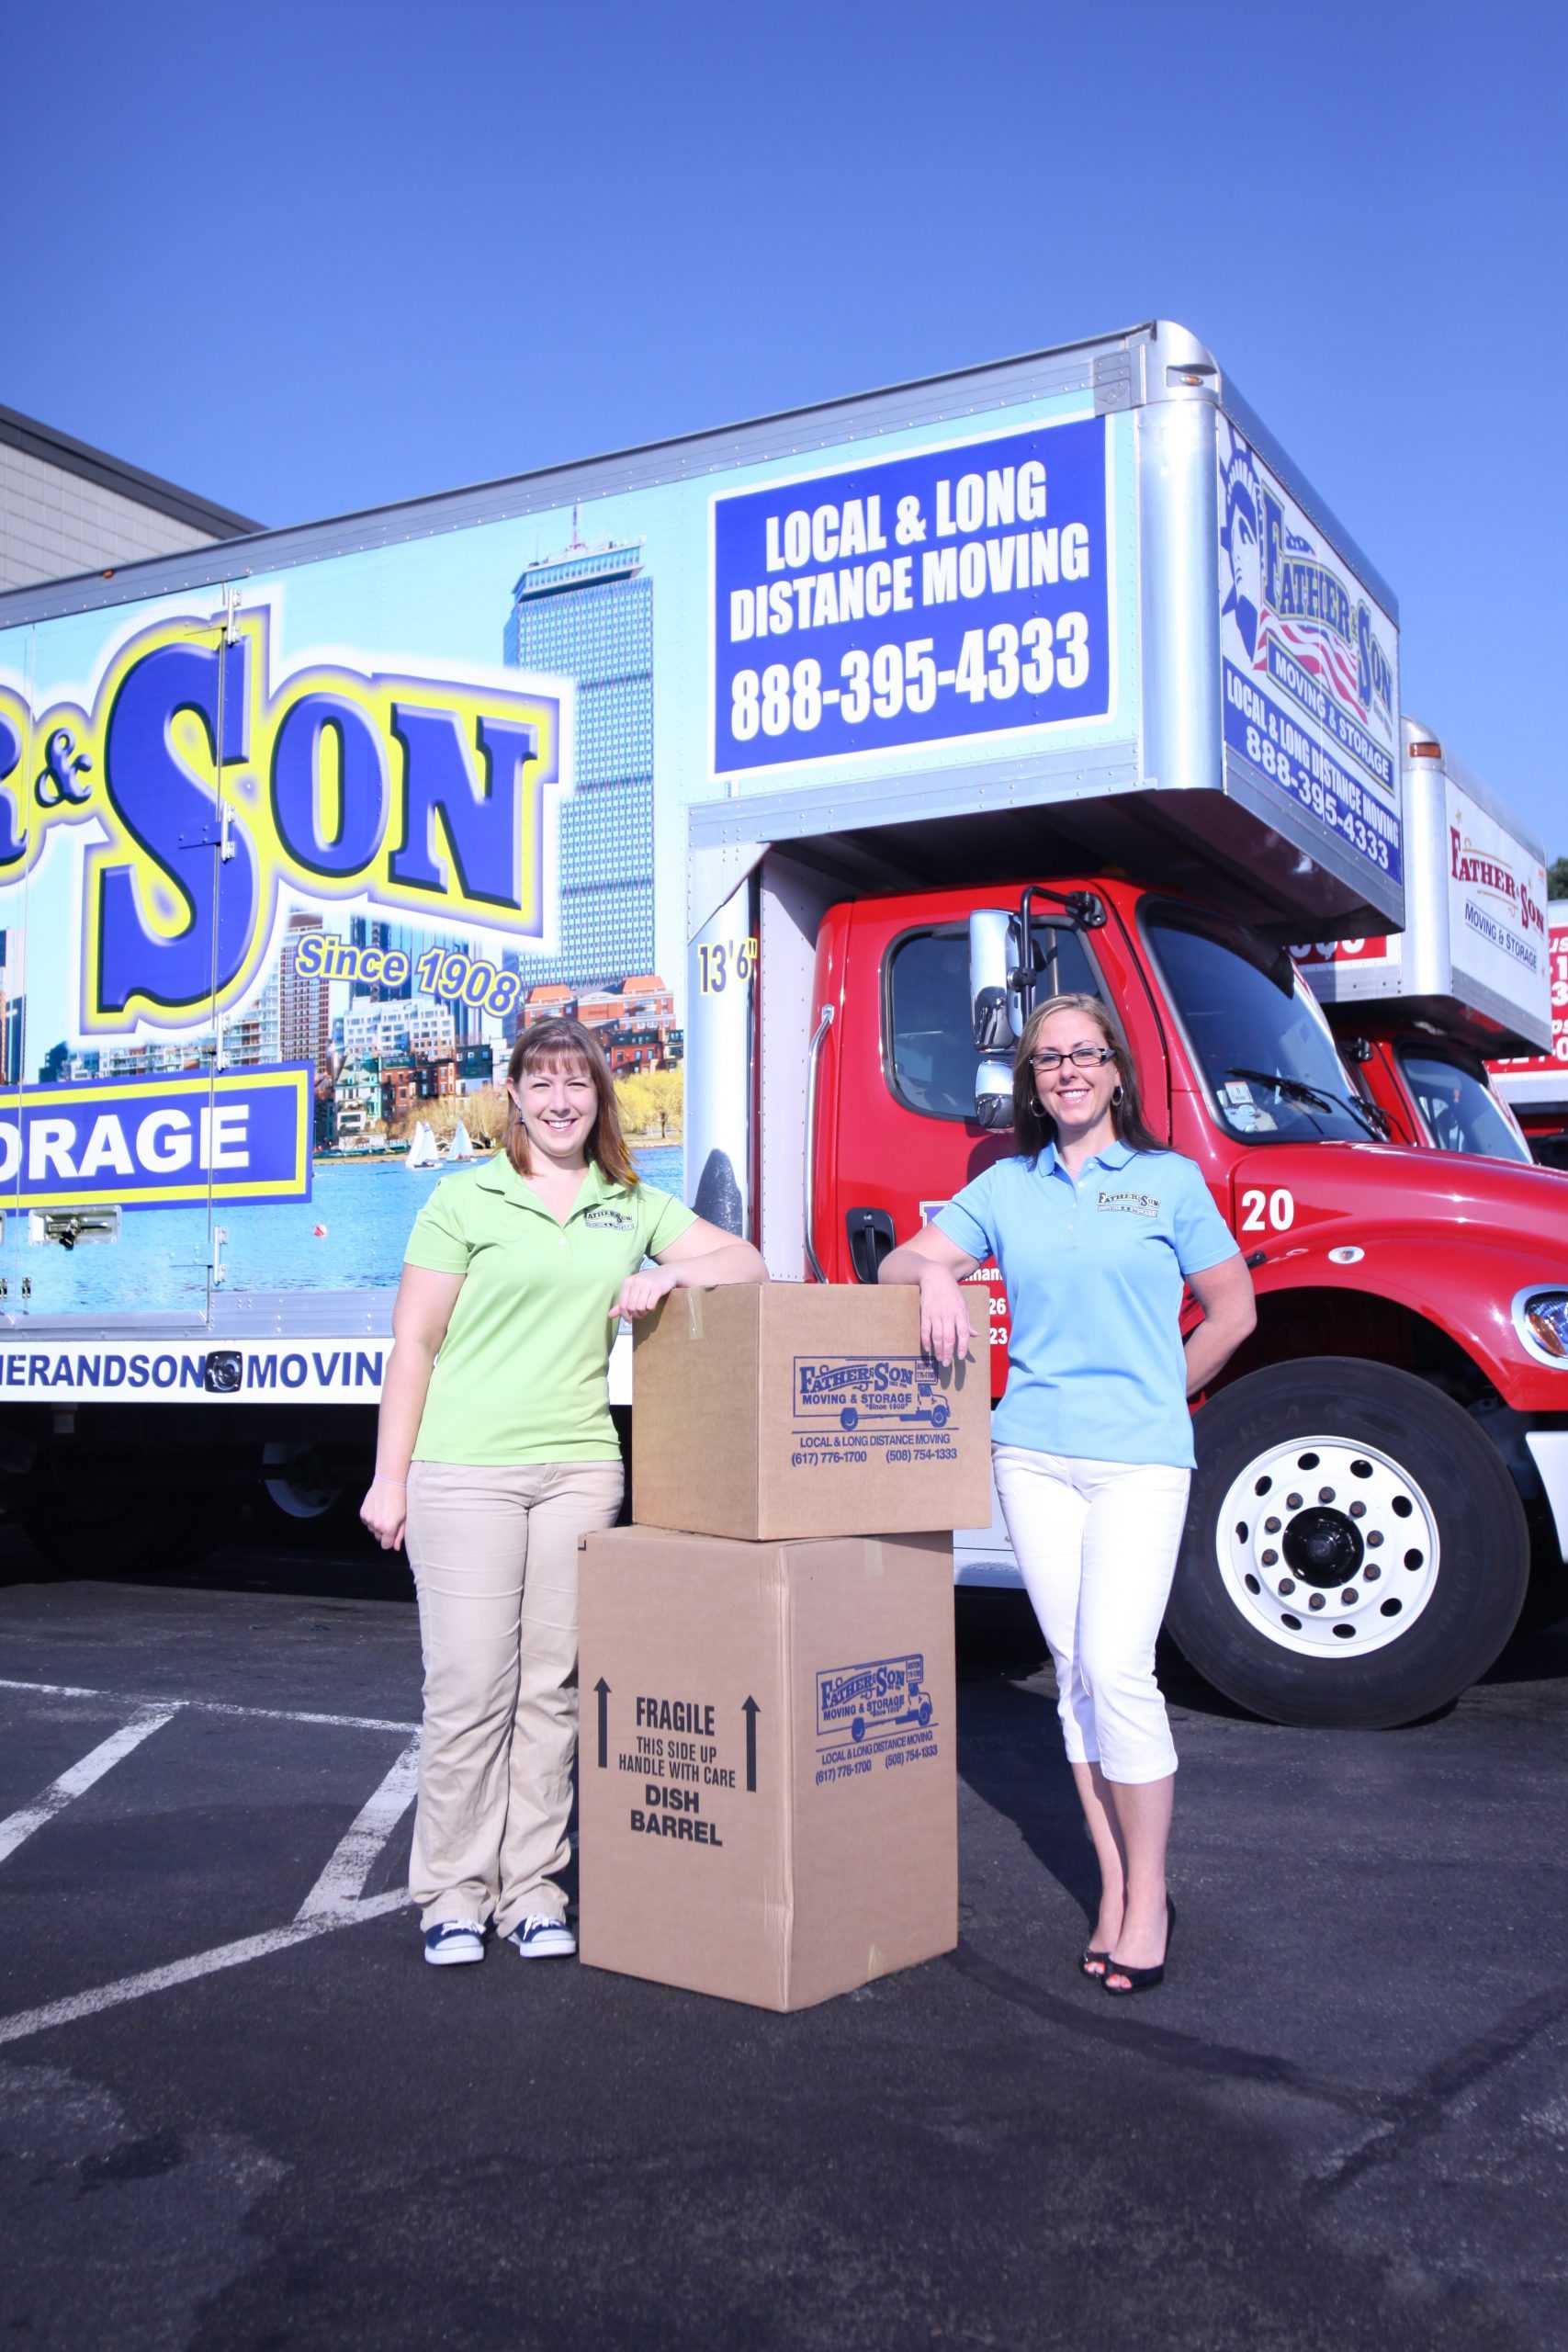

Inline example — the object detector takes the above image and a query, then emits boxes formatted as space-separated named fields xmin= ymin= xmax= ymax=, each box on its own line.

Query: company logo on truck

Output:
xmin=1449 ymin=822 xmax=1548 ymax=978
xmin=1223 ymin=442 xmax=1393 ymax=732
xmin=1450 ymin=830 xmax=1546 ymax=935
xmin=0 ymin=599 xmax=573 ymax=1035
xmin=817 ymin=1654 xmax=934 ymax=1744
xmin=794 ymin=1354 xmax=952 ymax=1430
xmin=1218 ymin=419 xmax=1401 ymax=885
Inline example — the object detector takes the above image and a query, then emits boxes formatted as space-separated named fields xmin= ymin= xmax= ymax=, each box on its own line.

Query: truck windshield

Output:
xmin=1399 ymin=1049 xmax=1532 ymax=1163
xmin=1145 ymin=910 xmax=1372 ymax=1145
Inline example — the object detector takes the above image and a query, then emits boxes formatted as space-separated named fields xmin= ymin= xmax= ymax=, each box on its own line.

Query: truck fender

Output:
xmin=1221 ymin=1234 xmax=1565 ymax=1415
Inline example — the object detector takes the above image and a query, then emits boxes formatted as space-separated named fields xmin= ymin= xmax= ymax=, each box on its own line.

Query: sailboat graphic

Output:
xmin=405 ymin=1120 xmax=442 ymax=1171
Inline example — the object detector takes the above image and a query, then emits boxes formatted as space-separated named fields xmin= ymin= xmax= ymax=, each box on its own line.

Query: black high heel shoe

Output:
xmin=1077 ymin=1945 xmax=1111 ymax=1980
xmin=1102 ymin=1897 xmax=1175 ymax=1997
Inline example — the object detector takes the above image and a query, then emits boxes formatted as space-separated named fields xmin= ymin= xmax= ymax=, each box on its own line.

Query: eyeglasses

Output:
xmin=1028 ymin=1046 xmax=1115 ymax=1072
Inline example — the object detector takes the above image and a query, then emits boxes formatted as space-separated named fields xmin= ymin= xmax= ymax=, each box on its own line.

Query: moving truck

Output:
xmin=1491 ymin=902 xmax=1568 ymax=1170
xmin=1296 ymin=720 xmax=1547 ymax=1163
xmin=2 ymin=319 xmax=1565 ymax=1729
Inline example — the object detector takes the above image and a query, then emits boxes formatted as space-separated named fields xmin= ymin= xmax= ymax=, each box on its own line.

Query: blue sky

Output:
xmin=7 ymin=0 xmax=1565 ymax=851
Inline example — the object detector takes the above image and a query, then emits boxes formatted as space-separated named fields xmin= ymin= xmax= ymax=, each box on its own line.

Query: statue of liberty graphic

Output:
xmin=1220 ymin=423 xmax=1264 ymax=665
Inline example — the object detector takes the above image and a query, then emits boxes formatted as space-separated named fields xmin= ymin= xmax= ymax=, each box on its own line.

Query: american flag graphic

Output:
xmin=1256 ymin=528 xmax=1365 ymax=718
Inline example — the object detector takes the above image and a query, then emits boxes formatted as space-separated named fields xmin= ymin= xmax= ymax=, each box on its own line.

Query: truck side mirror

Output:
xmin=975 ymin=1056 xmax=1015 ymax=1131
xmin=968 ymin=910 xmax=1021 ymax=1049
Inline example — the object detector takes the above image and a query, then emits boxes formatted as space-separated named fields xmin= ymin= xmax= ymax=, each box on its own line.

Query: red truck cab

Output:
xmin=804 ymin=872 xmax=1568 ymax=1730
xmin=672 ymin=331 xmax=1568 ymax=1735
xmin=1339 ymin=1022 xmax=1532 ymax=1161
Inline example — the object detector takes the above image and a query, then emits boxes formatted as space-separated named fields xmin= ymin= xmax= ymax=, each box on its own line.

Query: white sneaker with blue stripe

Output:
xmin=506 ymin=1915 xmax=577 ymax=1960
xmin=423 ymin=1917 xmax=486 ymax=1966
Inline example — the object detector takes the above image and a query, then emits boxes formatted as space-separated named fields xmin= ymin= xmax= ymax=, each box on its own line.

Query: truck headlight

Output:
xmin=1513 ymin=1288 xmax=1568 ymax=1365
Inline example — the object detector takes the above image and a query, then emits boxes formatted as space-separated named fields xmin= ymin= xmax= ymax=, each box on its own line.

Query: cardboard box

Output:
xmin=579 ymin=1526 xmax=957 ymax=2010
xmin=630 ymin=1283 xmax=989 ymax=1542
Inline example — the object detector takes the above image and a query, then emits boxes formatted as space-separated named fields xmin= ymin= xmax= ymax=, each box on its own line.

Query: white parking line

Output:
xmin=0 ymin=1700 xmax=423 ymax=2051
xmin=0 ymin=1676 xmax=416 ymax=1735
xmin=0 ymin=1702 xmax=180 ymax=1867
xmin=0 ymin=1899 xmax=408 ymax=2050
xmin=0 ymin=1731 xmax=423 ymax=2060
xmin=297 ymin=1739 xmax=421 ymax=1921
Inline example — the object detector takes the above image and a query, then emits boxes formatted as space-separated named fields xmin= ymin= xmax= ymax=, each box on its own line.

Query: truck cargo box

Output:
xmin=1299 ymin=718 xmax=1550 ymax=1056
xmin=1491 ymin=898 xmax=1568 ymax=1132
xmin=0 ymin=317 xmax=1403 ymax=1365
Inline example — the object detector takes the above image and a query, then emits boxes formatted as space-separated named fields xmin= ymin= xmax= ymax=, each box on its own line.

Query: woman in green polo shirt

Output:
xmin=361 ymin=1015 xmax=765 ymax=1970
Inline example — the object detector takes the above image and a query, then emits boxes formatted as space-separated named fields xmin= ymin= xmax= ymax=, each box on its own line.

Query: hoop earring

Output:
xmin=1029 ymin=1099 xmax=1048 ymax=1117
xmin=1111 ymin=1084 xmax=1124 ymax=1109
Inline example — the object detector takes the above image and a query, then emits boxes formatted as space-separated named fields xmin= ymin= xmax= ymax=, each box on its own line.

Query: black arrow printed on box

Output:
xmin=742 ymin=1695 xmax=759 ymax=1793
xmin=595 ymin=1678 xmax=610 ymax=1770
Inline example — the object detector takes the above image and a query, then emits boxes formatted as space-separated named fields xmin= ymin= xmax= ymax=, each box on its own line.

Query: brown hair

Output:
xmin=504 ymin=1016 xmax=638 ymax=1187
xmin=1011 ymin=992 xmax=1166 ymax=1159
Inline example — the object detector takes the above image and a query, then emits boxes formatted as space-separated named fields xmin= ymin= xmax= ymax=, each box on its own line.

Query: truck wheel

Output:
xmin=1168 ymin=1358 xmax=1529 ymax=1729
xmin=15 ymin=1453 xmax=209 ymax=1578
xmin=261 ymin=1442 xmax=342 ymax=1521
xmin=253 ymin=1442 xmax=373 ymax=1545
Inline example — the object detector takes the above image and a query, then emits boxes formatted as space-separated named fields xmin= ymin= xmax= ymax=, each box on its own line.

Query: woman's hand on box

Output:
xmin=916 ymin=1268 xmax=975 ymax=1367
xmin=875 ymin=1225 xmax=978 ymax=1367
xmin=615 ymin=1264 xmax=681 ymax=1320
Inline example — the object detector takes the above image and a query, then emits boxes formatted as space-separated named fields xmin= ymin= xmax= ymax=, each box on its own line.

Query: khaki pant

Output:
xmin=405 ymin=1458 xmax=625 ymax=1935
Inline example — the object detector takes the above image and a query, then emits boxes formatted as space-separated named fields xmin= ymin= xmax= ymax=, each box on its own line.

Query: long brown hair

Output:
xmin=504 ymin=1017 xmax=638 ymax=1187
xmin=1011 ymin=993 xmax=1166 ymax=1159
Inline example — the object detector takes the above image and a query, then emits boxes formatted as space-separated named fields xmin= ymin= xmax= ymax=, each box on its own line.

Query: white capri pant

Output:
xmin=992 ymin=1443 xmax=1191 ymax=1785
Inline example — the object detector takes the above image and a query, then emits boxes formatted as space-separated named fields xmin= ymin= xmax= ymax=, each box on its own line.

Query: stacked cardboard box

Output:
xmin=579 ymin=1285 xmax=989 ymax=2011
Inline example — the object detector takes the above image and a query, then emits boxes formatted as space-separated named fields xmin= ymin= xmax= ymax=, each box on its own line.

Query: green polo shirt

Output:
xmin=404 ymin=1154 xmax=695 ymax=1464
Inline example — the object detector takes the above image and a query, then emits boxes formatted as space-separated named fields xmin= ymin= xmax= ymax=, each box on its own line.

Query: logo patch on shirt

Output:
xmin=581 ymin=1206 xmax=634 ymax=1231
xmin=1096 ymin=1190 xmax=1159 ymax=1218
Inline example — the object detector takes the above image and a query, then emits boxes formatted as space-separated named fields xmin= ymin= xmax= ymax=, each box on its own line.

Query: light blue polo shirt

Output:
xmin=934 ymin=1143 xmax=1240 ymax=1468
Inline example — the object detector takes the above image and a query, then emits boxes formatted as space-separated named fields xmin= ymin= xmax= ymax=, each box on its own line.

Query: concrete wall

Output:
xmin=0 ymin=440 xmax=223 ymax=593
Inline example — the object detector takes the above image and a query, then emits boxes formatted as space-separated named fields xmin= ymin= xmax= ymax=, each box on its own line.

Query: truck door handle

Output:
xmin=845 ymin=1207 xmax=897 ymax=1284
xmin=804 ymin=1005 xmax=834 ymax=1282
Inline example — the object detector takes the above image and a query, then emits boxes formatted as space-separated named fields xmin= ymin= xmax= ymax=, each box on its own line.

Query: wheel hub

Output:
xmin=1282 ymin=1507 xmax=1364 ymax=1587
xmin=1214 ymin=1436 xmax=1440 ymax=1659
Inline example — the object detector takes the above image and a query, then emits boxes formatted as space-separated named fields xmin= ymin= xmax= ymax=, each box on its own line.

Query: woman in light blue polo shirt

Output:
xmin=879 ymin=994 xmax=1255 ymax=1996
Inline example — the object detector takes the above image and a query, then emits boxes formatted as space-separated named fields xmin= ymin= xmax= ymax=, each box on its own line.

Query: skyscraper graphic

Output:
xmin=349 ymin=916 xmax=414 ymax=1001
xmin=254 ymin=911 xmax=329 ymax=1079
xmin=503 ymin=526 xmax=653 ymax=992
xmin=0 ymin=929 xmax=22 ymax=1086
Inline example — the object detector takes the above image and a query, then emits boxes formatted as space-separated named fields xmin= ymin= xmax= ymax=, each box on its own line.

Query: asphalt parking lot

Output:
xmin=2 ymin=1532 xmax=1565 ymax=2352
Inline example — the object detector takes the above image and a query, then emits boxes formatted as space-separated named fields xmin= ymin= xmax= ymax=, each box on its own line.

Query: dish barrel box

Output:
xmin=630 ymin=1283 xmax=989 ymax=1542
xmin=579 ymin=1527 xmax=957 ymax=2011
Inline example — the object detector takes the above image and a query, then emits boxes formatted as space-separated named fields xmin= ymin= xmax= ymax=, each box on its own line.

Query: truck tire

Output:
xmin=15 ymin=1452 xmax=210 ymax=1578
xmin=1168 ymin=1358 xmax=1529 ymax=1729
xmin=254 ymin=1442 xmax=365 ymax=1544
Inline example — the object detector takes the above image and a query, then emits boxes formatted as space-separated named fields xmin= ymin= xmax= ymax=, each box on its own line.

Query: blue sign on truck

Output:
xmin=712 ymin=419 xmax=1111 ymax=775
